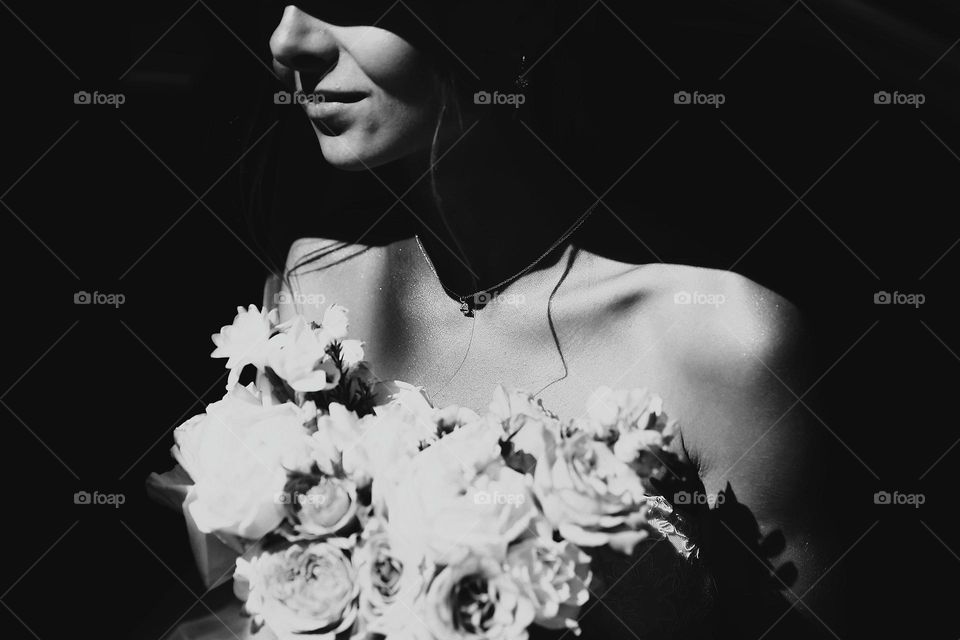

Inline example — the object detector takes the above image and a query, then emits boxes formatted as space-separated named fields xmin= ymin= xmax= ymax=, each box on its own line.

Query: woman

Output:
xmin=177 ymin=2 xmax=845 ymax=638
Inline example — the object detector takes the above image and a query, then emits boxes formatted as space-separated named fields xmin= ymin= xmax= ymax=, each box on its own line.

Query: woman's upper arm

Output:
xmin=674 ymin=282 xmax=846 ymax=637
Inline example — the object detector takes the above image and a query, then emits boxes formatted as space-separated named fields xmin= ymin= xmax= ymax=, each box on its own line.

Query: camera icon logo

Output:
xmin=673 ymin=291 xmax=692 ymax=305
xmin=873 ymin=91 xmax=891 ymax=105
xmin=673 ymin=91 xmax=691 ymax=105
xmin=674 ymin=491 xmax=692 ymax=504
xmin=473 ymin=91 xmax=492 ymax=105
xmin=74 ymin=491 xmax=91 ymax=504
xmin=873 ymin=291 xmax=891 ymax=304
xmin=74 ymin=291 xmax=91 ymax=304
xmin=873 ymin=491 xmax=891 ymax=504
xmin=273 ymin=91 xmax=292 ymax=105
xmin=74 ymin=91 xmax=91 ymax=105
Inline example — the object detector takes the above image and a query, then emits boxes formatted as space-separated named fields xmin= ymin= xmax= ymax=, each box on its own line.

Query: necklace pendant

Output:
xmin=459 ymin=300 xmax=474 ymax=317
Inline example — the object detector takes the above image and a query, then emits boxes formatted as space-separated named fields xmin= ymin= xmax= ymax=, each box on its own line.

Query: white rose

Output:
xmin=235 ymin=540 xmax=359 ymax=640
xmin=585 ymin=387 xmax=682 ymax=489
xmin=386 ymin=422 xmax=537 ymax=564
xmin=421 ymin=549 xmax=534 ymax=640
xmin=309 ymin=403 xmax=375 ymax=486
xmin=356 ymin=388 xmax=440 ymax=512
xmin=354 ymin=518 xmax=427 ymax=638
xmin=173 ymin=384 xmax=312 ymax=539
xmin=507 ymin=536 xmax=592 ymax=632
xmin=527 ymin=425 xmax=653 ymax=555
xmin=281 ymin=473 xmax=360 ymax=540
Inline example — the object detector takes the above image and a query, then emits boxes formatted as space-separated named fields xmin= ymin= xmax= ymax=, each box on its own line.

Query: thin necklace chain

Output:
xmin=414 ymin=206 xmax=596 ymax=316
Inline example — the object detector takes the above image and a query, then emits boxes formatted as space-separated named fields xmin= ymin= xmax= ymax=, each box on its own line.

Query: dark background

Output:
xmin=0 ymin=1 xmax=957 ymax=638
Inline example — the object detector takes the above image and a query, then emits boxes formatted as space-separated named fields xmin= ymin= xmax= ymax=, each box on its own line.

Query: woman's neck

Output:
xmin=395 ymin=117 xmax=595 ymax=299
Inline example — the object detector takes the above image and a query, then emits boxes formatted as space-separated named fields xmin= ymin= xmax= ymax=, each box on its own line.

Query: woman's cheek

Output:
xmin=347 ymin=30 xmax=435 ymax=101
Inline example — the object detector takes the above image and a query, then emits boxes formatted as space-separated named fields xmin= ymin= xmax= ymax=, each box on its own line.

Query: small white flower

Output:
xmin=210 ymin=305 xmax=277 ymax=390
xmin=321 ymin=304 xmax=350 ymax=342
xmin=267 ymin=316 xmax=340 ymax=393
xmin=338 ymin=339 xmax=365 ymax=368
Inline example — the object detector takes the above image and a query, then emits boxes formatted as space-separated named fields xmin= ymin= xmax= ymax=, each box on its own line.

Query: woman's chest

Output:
xmin=276 ymin=266 xmax=684 ymax=422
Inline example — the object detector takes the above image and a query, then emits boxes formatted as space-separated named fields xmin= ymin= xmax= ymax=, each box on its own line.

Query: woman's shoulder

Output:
xmin=579 ymin=257 xmax=806 ymax=376
xmin=640 ymin=262 xmax=805 ymax=374
xmin=264 ymin=237 xmax=387 ymax=316
xmin=577 ymin=256 xmax=810 ymax=451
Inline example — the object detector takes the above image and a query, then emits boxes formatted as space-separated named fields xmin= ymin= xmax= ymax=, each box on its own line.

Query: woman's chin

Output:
xmin=317 ymin=133 xmax=392 ymax=171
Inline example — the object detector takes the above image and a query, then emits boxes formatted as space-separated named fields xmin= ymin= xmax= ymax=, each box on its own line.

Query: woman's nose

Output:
xmin=270 ymin=6 xmax=339 ymax=74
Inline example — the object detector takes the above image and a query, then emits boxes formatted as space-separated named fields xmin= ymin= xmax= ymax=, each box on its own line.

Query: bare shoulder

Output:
xmin=285 ymin=236 xmax=351 ymax=273
xmin=266 ymin=237 xmax=376 ymax=323
xmin=637 ymin=263 xmax=807 ymax=384
xmin=582 ymin=260 xmax=813 ymax=479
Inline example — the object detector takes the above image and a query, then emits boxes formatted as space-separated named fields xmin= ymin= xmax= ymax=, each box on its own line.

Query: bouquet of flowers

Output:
xmin=149 ymin=303 xmax=697 ymax=640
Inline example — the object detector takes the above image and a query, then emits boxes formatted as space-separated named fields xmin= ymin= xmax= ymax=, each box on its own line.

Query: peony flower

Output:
xmin=211 ymin=305 xmax=276 ymax=390
xmin=386 ymin=422 xmax=537 ymax=564
xmin=235 ymin=540 xmax=359 ymax=640
xmin=281 ymin=471 xmax=360 ymax=540
xmin=267 ymin=316 xmax=341 ymax=393
xmin=173 ymin=383 xmax=313 ymax=539
xmin=507 ymin=536 xmax=592 ymax=633
xmin=525 ymin=424 xmax=653 ymax=555
xmin=421 ymin=549 xmax=534 ymax=640
xmin=354 ymin=518 xmax=428 ymax=638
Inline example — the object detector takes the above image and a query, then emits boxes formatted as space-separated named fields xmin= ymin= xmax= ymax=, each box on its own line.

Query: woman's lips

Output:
xmin=311 ymin=90 xmax=367 ymax=103
xmin=302 ymin=90 xmax=366 ymax=124
xmin=304 ymin=98 xmax=361 ymax=124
